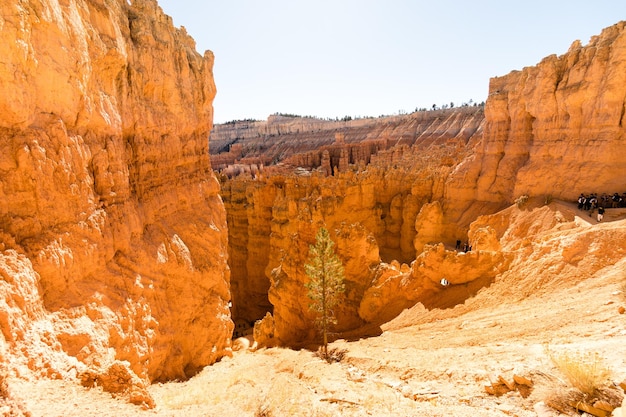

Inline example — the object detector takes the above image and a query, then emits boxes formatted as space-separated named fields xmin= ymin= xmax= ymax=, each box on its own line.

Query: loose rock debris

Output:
xmin=484 ymin=374 xmax=533 ymax=398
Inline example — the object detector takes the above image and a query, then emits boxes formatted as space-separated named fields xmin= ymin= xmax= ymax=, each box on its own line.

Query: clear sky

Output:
xmin=158 ymin=0 xmax=626 ymax=124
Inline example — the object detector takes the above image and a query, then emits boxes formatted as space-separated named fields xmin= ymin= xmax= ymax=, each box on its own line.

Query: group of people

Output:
xmin=577 ymin=192 xmax=626 ymax=222
xmin=455 ymin=240 xmax=472 ymax=252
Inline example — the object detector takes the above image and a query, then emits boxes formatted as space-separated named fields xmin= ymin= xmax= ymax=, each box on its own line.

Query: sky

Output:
xmin=158 ymin=0 xmax=626 ymax=124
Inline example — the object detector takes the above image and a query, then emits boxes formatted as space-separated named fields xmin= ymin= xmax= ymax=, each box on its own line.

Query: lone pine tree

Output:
xmin=304 ymin=227 xmax=346 ymax=361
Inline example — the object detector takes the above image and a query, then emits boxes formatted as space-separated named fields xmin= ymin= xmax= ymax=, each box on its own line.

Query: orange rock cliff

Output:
xmin=215 ymin=22 xmax=626 ymax=346
xmin=0 ymin=0 xmax=230 ymax=393
xmin=446 ymin=22 xmax=626 ymax=224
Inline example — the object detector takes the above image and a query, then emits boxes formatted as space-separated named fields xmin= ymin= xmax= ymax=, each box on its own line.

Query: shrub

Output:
xmin=549 ymin=350 xmax=611 ymax=397
xmin=541 ymin=348 xmax=624 ymax=415
xmin=314 ymin=347 xmax=346 ymax=364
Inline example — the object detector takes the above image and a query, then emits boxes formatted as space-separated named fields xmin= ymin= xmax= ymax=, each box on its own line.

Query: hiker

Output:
xmin=597 ymin=206 xmax=605 ymax=222
xmin=577 ymin=193 xmax=585 ymax=209
xmin=600 ymin=193 xmax=609 ymax=208
xmin=584 ymin=194 xmax=593 ymax=211
xmin=612 ymin=193 xmax=621 ymax=208
xmin=589 ymin=194 xmax=598 ymax=216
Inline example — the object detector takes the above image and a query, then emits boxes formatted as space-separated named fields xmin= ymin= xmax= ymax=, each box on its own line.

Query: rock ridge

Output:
xmin=447 ymin=21 xmax=626 ymax=219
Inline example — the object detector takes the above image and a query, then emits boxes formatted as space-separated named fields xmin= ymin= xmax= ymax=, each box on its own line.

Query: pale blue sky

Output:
xmin=158 ymin=1 xmax=625 ymax=123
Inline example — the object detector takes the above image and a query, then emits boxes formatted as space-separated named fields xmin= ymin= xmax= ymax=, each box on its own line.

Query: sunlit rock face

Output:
xmin=445 ymin=21 xmax=626 ymax=226
xmin=0 ymin=0 xmax=230 ymax=384
xmin=220 ymin=112 xmax=480 ymax=344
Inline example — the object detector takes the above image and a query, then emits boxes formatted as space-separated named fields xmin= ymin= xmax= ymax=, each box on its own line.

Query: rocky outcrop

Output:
xmin=445 ymin=21 xmax=626 ymax=227
xmin=224 ymin=139 xmax=472 ymax=339
xmin=0 ymin=0 xmax=230 ymax=389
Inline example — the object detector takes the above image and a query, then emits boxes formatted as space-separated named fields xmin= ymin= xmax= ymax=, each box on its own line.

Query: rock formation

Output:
xmin=222 ymin=119 xmax=478 ymax=340
xmin=219 ymin=21 xmax=626 ymax=348
xmin=210 ymin=106 xmax=484 ymax=172
xmin=0 ymin=0 xmax=230 ymax=398
xmin=2 ymin=0 xmax=625 ymax=407
xmin=445 ymin=22 xmax=626 ymax=227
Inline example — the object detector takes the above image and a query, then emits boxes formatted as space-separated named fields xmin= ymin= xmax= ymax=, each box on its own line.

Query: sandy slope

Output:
xmin=4 ymin=203 xmax=626 ymax=417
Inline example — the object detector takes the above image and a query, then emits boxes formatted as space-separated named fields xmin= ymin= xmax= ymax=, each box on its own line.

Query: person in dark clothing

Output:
xmin=578 ymin=194 xmax=585 ymax=209
xmin=584 ymin=196 xmax=591 ymax=211
xmin=613 ymin=193 xmax=621 ymax=208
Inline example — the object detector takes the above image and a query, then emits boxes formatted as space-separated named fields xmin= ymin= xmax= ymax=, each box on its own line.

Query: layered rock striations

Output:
xmin=220 ymin=22 xmax=626 ymax=347
xmin=0 ymin=0 xmax=230 ymax=392
xmin=210 ymin=106 xmax=484 ymax=174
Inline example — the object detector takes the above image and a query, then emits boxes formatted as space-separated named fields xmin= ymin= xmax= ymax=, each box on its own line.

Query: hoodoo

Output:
xmin=2 ymin=1 xmax=626 ymax=414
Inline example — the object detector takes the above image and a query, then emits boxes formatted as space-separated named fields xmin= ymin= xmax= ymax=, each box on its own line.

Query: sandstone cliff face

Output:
xmin=446 ymin=21 xmax=626 ymax=227
xmin=0 ymin=0 xmax=230 ymax=387
xmin=222 ymin=117 xmax=479 ymax=341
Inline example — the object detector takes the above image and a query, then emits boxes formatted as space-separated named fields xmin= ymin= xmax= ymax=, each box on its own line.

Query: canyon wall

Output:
xmin=220 ymin=110 xmax=482 ymax=338
xmin=0 ymin=0 xmax=230 ymax=391
xmin=445 ymin=21 xmax=626 ymax=225
xmin=219 ymin=22 xmax=626 ymax=347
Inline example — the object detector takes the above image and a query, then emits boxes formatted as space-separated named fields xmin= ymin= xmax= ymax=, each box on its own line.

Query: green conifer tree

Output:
xmin=305 ymin=227 xmax=346 ymax=361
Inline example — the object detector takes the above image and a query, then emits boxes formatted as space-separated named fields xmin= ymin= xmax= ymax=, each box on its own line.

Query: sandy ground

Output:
xmin=4 ymin=207 xmax=626 ymax=416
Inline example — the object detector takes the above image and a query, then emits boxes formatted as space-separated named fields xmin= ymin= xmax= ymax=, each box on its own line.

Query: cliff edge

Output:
xmin=447 ymin=22 xmax=626 ymax=224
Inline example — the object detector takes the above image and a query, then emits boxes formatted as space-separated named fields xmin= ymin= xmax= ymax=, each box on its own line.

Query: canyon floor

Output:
xmin=6 ymin=204 xmax=626 ymax=417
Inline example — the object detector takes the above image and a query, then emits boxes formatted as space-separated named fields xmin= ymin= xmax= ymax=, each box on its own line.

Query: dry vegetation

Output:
xmin=543 ymin=348 xmax=622 ymax=415
xmin=549 ymin=349 xmax=612 ymax=397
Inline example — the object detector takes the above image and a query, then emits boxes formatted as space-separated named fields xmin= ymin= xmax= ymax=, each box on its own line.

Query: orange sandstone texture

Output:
xmin=445 ymin=22 xmax=626 ymax=227
xmin=224 ymin=137 xmax=474 ymax=344
xmin=0 ymin=0 xmax=230 ymax=391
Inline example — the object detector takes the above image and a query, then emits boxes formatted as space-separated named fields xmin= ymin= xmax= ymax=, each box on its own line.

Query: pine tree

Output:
xmin=304 ymin=227 xmax=346 ymax=361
